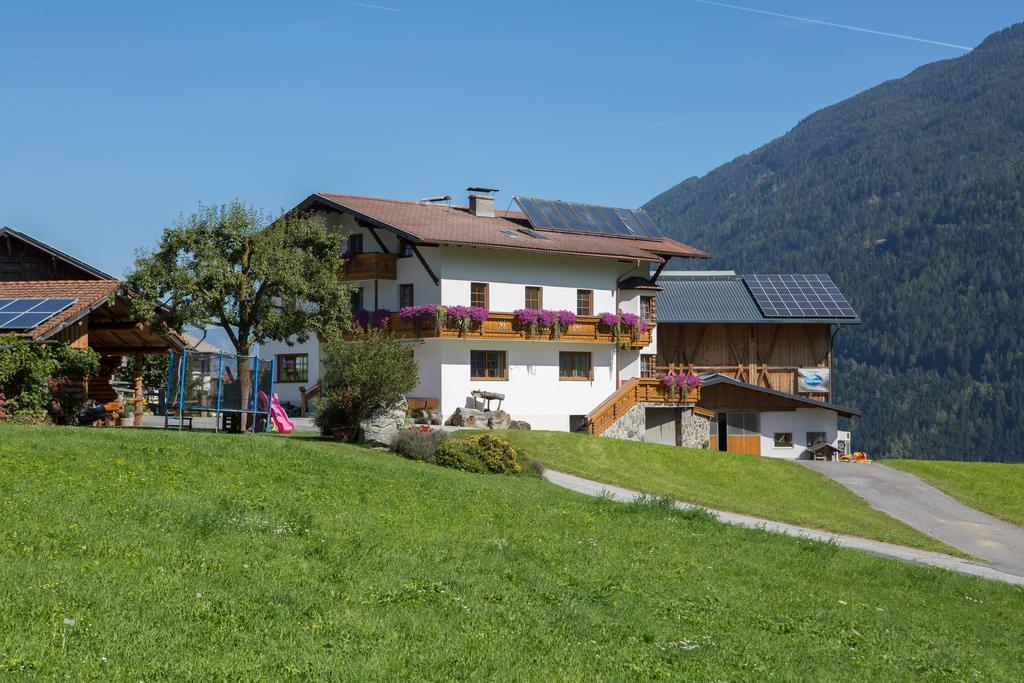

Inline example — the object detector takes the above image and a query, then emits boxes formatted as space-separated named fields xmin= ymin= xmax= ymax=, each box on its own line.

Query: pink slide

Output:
xmin=260 ymin=390 xmax=295 ymax=434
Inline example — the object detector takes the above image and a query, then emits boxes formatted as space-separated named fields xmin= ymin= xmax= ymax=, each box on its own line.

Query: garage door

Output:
xmin=645 ymin=408 xmax=676 ymax=446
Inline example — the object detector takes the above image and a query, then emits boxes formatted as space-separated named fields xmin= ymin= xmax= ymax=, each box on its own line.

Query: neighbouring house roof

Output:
xmin=183 ymin=332 xmax=222 ymax=354
xmin=657 ymin=273 xmax=860 ymax=325
xmin=698 ymin=373 xmax=861 ymax=418
xmin=296 ymin=193 xmax=710 ymax=263
xmin=0 ymin=279 xmax=120 ymax=340
xmin=0 ymin=226 xmax=115 ymax=280
xmin=0 ymin=280 xmax=183 ymax=352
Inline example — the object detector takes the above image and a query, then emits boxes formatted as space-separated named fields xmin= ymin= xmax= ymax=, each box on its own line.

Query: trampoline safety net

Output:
xmin=164 ymin=350 xmax=275 ymax=431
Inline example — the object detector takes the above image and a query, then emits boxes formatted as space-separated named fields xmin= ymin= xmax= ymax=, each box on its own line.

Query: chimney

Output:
xmin=467 ymin=187 xmax=499 ymax=217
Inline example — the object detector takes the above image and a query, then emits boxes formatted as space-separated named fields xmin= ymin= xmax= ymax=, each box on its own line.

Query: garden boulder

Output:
xmin=360 ymin=397 xmax=408 ymax=446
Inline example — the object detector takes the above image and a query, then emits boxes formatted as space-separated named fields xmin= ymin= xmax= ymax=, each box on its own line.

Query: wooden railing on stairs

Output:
xmin=299 ymin=380 xmax=321 ymax=415
xmin=586 ymin=378 xmax=701 ymax=436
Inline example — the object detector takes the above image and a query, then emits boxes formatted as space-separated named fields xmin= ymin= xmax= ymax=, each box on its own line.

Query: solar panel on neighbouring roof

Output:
xmin=0 ymin=297 xmax=78 ymax=331
xmin=513 ymin=196 xmax=666 ymax=240
xmin=743 ymin=275 xmax=857 ymax=320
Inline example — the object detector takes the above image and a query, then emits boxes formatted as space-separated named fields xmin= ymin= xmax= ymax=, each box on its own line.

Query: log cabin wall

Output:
xmin=656 ymin=322 xmax=832 ymax=398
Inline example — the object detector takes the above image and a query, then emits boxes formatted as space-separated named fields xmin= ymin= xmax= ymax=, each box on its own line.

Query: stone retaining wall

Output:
xmin=600 ymin=402 xmax=710 ymax=449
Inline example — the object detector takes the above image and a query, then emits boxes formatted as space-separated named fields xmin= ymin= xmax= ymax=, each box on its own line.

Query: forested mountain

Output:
xmin=646 ymin=23 xmax=1024 ymax=461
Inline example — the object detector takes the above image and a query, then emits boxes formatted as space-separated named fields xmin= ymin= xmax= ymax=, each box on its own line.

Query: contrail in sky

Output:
xmin=336 ymin=0 xmax=402 ymax=11
xmin=691 ymin=0 xmax=972 ymax=51
xmin=650 ymin=113 xmax=698 ymax=128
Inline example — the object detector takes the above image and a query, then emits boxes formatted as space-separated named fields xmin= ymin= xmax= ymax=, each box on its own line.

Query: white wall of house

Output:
xmin=438 ymin=339 xmax=616 ymax=431
xmin=264 ymin=335 xmax=322 ymax=408
xmin=758 ymin=408 xmax=839 ymax=458
xmin=439 ymin=247 xmax=620 ymax=313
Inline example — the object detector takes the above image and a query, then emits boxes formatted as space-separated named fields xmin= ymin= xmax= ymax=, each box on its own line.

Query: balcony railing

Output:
xmin=340 ymin=252 xmax=397 ymax=281
xmin=344 ymin=311 xmax=653 ymax=348
xmin=587 ymin=377 xmax=701 ymax=436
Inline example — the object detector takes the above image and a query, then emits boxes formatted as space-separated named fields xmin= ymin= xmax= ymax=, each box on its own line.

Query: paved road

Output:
xmin=801 ymin=461 xmax=1024 ymax=578
xmin=542 ymin=469 xmax=1024 ymax=585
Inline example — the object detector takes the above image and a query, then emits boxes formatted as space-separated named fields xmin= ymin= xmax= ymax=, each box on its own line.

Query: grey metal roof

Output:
xmin=656 ymin=273 xmax=860 ymax=324
xmin=657 ymin=275 xmax=764 ymax=323
xmin=699 ymin=373 xmax=861 ymax=418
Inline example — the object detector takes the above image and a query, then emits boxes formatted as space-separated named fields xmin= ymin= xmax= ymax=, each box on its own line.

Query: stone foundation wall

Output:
xmin=677 ymin=408 xmax=711 ymax=450
xmin=599 ymin=403 xmax=711 ymax=449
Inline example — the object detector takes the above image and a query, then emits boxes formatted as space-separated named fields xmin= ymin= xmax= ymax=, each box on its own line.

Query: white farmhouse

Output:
xmin=262 ymin=190 xmax=708 ymax=432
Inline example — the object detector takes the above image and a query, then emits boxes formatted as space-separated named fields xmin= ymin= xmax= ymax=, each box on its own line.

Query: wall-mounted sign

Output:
xmin=798 ymin=368 xmax=831 ymax=394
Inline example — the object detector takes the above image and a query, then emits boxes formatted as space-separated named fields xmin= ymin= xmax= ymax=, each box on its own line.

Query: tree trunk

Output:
xmin=236 ymin=352 xmax=251 ymax=433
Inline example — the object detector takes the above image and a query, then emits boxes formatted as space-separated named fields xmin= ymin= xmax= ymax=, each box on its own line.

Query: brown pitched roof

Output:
xmin=305 ymin=193 xmax=709 ymax=263
xmin=0 ymin=280 xmax=119 ymax=340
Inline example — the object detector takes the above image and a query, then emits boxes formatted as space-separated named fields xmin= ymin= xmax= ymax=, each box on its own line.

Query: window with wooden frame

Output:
xmin=576 ymin=289 xmax=593 ymax=316
xmin=773 ymin=432 xmax=794 ymax=448
xmin=559 ymin=351 xmax=593 ymax=381
xmin=640 ymin=296 xmax=656 ymax=323
xmin=351 ymin=287 xmax=364 ymax=314
xmin=471 ymin=282 xmax=489 ymax=310
xmin=398 ymin=239 xmax=414 ymax=258
xmin=399 ymin=284 xmax=415 ymax=308
xmin=348 ymin=234 xmax=364 ymax=255
xmin=276 ymin=354 xmax=309 ymax=383
xmin=640 ymin=354 xmax=657 ymax=378
xmin=525 ymin=286 xmax=542 ymax=310
xmin=806 ymin=431 xmax=827 ymax=446
xmin=470 ymin=350 xmax=507 ymax=380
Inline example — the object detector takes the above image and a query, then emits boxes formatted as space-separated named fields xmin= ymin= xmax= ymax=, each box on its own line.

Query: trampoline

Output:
xmin=164 ymin=349 xmax=276 ymax=432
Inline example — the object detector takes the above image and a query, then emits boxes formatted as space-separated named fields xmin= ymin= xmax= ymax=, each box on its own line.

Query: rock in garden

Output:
xmin=360 ymin=398 xmax=408 ymax=447
xmin=510 ymin=420 xmax=531 ymax=430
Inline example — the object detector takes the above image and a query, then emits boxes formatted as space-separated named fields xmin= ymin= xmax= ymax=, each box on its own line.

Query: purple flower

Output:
xmin=353 ymin=310 xmax=369 ymax=328
xmin=514 ymin=308 xmax=540 ymax=326
xmin=537 ymin=309 xmax=558 ymax=328
xmin=399 ymin=304 xmax=442 ymax=323
xmin=447 ymin=305 xmax=471 ymax=322
xmin=399 ymin=306 xmax=418 ymax=323
xmin=638 ymin=320 xmax=649 ymax=334
xmin=683 ymin=374 xmax=702 ymax=389
xmin=370 ymin=309 xmax=391 ymax=328
xmin=598 ymin=312 xmax=620 ymax=328
xmin=620 ymin=312 xmax=640 ymax=328
xmin=557 ymin=310 xmax=577 ymax=327
xmin=467 ymin=306 xmax=489 ymax=323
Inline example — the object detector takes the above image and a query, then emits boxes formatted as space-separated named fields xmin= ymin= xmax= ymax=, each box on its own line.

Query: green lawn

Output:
xmin=488 ymin=430 xmax=959 ymax=555
xmin=884 ymin=460 xmax=1024 ymax=527
xmin=2 ymin=425 xmax=1022 ymax=680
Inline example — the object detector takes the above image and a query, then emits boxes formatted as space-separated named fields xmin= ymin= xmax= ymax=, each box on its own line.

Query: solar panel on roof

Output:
xmin=513 ymin=196 xmax=667 ymax=240
xmin=742 ymin=275 xmax=857 ymax=320
xmin=0 ymin=297 xmax=78 ymax=331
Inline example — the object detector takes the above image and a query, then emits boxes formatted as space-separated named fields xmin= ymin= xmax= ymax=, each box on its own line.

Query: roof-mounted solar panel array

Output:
xmin=743 ymin=275 xmax=857 ymax=320
xmin=0 ymin=298 xmax=78 ymax=331
xmin=513 ymin=196 xmax=665 ymax=240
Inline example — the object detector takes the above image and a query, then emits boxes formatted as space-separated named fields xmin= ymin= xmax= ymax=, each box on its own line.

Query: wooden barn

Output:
xmin=652 ymin=272 xmax=861 ymax=458
xmin=0 ymin=227 xmax=182 ymax=422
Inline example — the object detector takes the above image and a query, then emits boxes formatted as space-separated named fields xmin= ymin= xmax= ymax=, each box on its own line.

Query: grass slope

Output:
xmin=492 ymin=430 xmax=957 ymax=554
xmin=2 ymin=425 xmax=1022 ymax=680
xmin=885 ymin=460 xmax=1024 ymax=528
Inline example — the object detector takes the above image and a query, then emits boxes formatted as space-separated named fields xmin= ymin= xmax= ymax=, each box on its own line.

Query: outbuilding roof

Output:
xmin=657 ymin=273 xmax=860 ymax=325
xmin=297 ymin=193 xmax=710 ymax=264
xmin=699 ymin=373 xmax=861 ymax=418
xmin=0 ymin=280 xmax=120 ymax=340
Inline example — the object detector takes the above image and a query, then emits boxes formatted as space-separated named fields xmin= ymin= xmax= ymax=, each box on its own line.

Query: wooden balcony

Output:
xmin=340 ymin=252 xmax=397 ymax=281
xmin=344 ymin=311 xmax=653 ymax=348
xmin=587 ymin=377 xmax=701 ymax=436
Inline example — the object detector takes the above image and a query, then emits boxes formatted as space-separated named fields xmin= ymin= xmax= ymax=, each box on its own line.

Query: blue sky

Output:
xmin=1 ymin=1 xmax=1020 ymax=277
